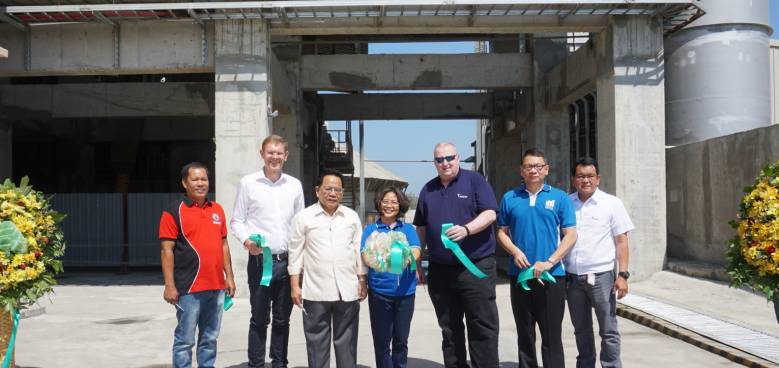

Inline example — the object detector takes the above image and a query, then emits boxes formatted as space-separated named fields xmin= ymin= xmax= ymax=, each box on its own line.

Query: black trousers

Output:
xmin=247 ymin=255 xmax=293 ymax=368
xmin=510 ymin=275 xmax=566 ymax=368
xmin=428 ymin=256 xmax=500 ymax=368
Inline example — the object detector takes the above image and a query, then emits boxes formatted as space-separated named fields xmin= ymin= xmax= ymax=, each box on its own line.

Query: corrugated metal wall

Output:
xmin=52 ymin=193 xmax=190 ymax=267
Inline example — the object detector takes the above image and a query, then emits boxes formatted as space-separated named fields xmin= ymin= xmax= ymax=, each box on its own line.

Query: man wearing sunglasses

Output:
xmin=413 ymin=142 xmax=500 ymax=368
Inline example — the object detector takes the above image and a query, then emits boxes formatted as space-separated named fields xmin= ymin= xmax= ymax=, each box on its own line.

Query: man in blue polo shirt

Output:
xmin=497 ymin=148 xmax=577 ymax=368
xmin=414 ymin=142 xmax=499 ymax=368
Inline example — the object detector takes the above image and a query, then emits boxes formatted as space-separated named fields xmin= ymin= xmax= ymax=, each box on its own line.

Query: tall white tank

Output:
xmin=665 ymin=0 xmax=772 ymax=145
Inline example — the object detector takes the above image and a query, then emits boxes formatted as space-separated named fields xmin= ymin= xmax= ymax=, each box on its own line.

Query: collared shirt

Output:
xmin=497 ymin=183 xmax=576 ymax=276
xmin=230 ymin=169 xmax=305 ymax=255
xmin=413 ymin=169 xmax=498 ymax=264
xmin=360 ymin=219 xmax=421 ymax=297
xmin=287 ymin=203 xmax=366 ymax=302
xmin=159 ymin=197 xmax=227 ymax=295
xmin=564 ymin=189 xmax=634 ymax=275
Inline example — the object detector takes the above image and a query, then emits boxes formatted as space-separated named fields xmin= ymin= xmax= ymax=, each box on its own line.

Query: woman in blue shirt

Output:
xmin=361 ymin=186 xmax=421 ymax=368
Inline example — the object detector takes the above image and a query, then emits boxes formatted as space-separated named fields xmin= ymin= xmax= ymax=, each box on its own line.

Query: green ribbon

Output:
xmin=390 ymin=241 xmax=404 ymax=275
xmin=223 ymin=295 xmax=234 ymax=312
xmin=440 ymin=223 xmax=487 ymax=279
xmin=1 ymin=308 xmax=19 ymax=368
xmin=515 ymin=266 xmax=557 ymax=291
xmin=249 ymin=234 xmax=272 ymax=286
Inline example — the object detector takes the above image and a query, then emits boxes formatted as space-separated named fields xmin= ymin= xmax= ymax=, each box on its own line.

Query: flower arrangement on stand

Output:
xmin=726 ymin=160 xmax=779 ymax=321
xmin=0 ymin=177 xmax=66 ymax=367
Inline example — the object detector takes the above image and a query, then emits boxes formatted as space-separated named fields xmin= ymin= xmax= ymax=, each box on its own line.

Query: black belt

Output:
xmin=259 ymin=252 xmax=288 ymax=261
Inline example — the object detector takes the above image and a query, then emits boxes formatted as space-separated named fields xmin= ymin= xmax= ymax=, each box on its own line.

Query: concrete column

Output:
xmin=595 ymin=16 xmax=666 ymax=280
xmin=214 ymin=19 xmax=271 ymax=293
xmin=271 ymin=41 xmax=303 ymax=180
xmin=0 ymin=121 xmax=10 ymax=182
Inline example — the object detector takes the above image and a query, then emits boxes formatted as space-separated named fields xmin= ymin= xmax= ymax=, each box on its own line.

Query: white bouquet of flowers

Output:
xmin=362 ymin=230 xmax=416 ymax=274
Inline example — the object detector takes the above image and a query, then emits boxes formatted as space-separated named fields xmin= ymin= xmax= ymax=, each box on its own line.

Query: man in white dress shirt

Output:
xmin=288 ymin=170 xmax=367 ymax=368
xmin=231 ymin=134 xmax=305 ymax=368
xmin=564 ymin=157 xmax=635 ymax=368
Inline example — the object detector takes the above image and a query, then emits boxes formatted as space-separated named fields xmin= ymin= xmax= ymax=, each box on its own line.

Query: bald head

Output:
xmin=433 ymin=142 xmax=460 ymax=184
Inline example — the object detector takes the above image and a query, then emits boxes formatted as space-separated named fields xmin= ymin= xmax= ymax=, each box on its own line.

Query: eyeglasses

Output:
xmin=381 ymin=200 xmax=399 ymax=206
xmin=522 ymin=164 xmax=548 ymax=171
xmin=434 ymin=155 xmax=457 ymax=164
xmin=575 ymin=175 xmax=598 ymax=181
xmin=322 ymin=187 xmax=343 ymax=193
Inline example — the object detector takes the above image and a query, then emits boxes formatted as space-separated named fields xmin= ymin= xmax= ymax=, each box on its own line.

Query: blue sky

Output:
xmin=350 ymin=5 xmax=779 ymax=194
xmin=346 ymin=41 xmax=480 ymax=195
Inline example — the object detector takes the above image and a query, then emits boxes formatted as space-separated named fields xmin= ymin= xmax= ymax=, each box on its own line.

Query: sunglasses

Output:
xmin=434 ymin=155 xmax=457 ymax=164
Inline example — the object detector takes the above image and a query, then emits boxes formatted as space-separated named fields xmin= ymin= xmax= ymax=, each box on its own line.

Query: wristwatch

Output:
xmin=618 ymin=271 xmax=630 ymax=280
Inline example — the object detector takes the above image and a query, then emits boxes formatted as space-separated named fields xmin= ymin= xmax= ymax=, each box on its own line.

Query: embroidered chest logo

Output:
xmin=544 ymin=200 xmax=556 ymax=210
xmin=457 ymin=193 xmax=469 ymax=199
xmin=212 ymin=213 xmax=222 ymax=225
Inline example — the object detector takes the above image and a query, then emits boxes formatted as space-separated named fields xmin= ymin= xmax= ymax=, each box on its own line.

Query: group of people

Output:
xmin=159 ymin=134 xmax=634 ymax=368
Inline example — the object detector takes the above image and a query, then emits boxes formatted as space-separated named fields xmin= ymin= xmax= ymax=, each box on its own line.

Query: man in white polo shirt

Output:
xmin=564 ymin=157 xmax=634 ymax=368
xmin=231 ymin=134 xmax=305 ymax=368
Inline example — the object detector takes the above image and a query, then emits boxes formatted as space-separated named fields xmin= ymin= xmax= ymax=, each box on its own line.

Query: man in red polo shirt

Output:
xmin=160 ymin=162 xmax=236 ymax=368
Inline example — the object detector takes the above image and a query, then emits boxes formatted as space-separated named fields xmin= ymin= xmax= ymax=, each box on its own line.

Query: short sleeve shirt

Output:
xmin=360 ymin=220 xmax=421 ymax=297
xmin=159 ymin=197 xmax=227 ymax=295
xmin=497 ymin=184 xmax=576 ymax=276
xmin=413 ymin=169 xmax=498 ymax=264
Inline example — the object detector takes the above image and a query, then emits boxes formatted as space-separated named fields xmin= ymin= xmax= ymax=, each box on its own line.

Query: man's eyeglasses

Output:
xmin=322 ymin=187 xmax=343 ymax=193
xmin=575 ymin=175 xmax=598 ymax=181
xmin=434 ymin=155 xmax=457 ymax=164
xmin=522 ymin=164 xmax=548 ymax=171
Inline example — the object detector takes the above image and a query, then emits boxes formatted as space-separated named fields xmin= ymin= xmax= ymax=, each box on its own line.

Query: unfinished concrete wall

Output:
xmin=271 ymin=42 xmax=303 ymax=180
xmin=667 ymin=124 xmax=779 ymax=265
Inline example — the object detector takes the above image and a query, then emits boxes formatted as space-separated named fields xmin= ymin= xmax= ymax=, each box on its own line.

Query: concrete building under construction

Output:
xmin=0 ymin=0 xmax=773 ymax=285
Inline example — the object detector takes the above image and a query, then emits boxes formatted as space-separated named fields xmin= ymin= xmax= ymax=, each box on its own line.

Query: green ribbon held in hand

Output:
xmin=249 ymin=234 xmax=272 ymax=286
xmin=388 ymin=240 xmax=418 ymax=275
xmin=440 ymin=223 xmax=486 ymax=279
xmin=1 ymin=308 xmax=19 ymax=368
xmin=516 ymin=265 xmax=557 ymax=291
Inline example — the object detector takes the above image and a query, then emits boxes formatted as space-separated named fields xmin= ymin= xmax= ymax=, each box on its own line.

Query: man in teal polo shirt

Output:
xmin=497 ymin=148 xmax=577 ymax=368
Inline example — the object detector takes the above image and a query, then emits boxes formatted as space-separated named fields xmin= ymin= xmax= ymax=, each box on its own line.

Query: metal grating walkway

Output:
xmin=621 ymin=293 xmax=779 ymax=365
xmin=0 ymin=1 xmax=704 ymax=34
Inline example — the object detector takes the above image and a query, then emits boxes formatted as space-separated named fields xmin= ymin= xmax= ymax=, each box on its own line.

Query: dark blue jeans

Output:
xmin=368 ymin=291 xmax=415 ymax=368
xmin=247 ymin=255 xmax=293 ymax=368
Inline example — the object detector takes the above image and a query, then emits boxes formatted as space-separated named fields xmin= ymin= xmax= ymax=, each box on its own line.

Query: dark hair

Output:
xmin=374 ymin=186 xmax=410 ymax=218
xmin=181 ymin=162 xmax=209 ymax=181
xmin=573 ymin=157 xmax=599 ymax=175
xmin=316 ymin=169 xmax=344 ymax=187
xmin=521 ymin=148 xmax=546 ymax=163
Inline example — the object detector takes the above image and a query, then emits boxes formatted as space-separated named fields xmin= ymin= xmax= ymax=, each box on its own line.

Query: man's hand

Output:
xmin=244 ymin=239 xmax=262 ymax=256
xmin=532 ymin=261 xmax=553 ymax=278
xmin=614 ymin=277 xmax=628 ymax=299
xmin=512 ymin=249 xmax=531 ymax=269
xmin=290 ymin=285 xmax=303 ymax=307
xmin=444 ymin=225 xmax=469 ymax=243
xmin=163 ymin=284 xmax=179 ymax=305
xmin=225 ymin=277 xmax=236 ymax=297
xmin=358 ymin=278 xmax=368 ymax=301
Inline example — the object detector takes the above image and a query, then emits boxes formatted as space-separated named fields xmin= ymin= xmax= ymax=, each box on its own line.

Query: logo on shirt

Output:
xmin=545 ymin=200 xmax=555 ymax=210
xmin=212 ymin=213 xmax=222 ymax=225
xmin=457 ymin=193 xmax=469 ymax=199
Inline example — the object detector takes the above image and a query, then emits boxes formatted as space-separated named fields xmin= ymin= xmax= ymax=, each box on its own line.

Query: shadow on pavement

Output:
xmin=56 ymin=270 xmax=162 ymax=286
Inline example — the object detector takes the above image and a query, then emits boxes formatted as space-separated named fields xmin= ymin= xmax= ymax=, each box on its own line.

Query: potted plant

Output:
xmin=726 ymin=160 xmax=779 ymax=323
xmin=0 ymin=177 xmax=66 ymax=367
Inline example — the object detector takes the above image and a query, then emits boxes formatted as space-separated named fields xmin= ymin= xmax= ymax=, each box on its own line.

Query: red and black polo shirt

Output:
xmin=159 ymin=197 xmax=227 ymax=295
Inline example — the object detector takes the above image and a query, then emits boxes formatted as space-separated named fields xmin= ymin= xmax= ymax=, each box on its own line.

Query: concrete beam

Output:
xmin=0 ymin=21 xmax=213 ymax=76
xmin=0 ymin=83 xmax=214 ymax=119
xmin=542 ymin=41 xmax=597 ymax=108
xmin=595 ymin=16 xmax=666 ymax=281
xmin=301 ymin=53 xmax=532 ymax=91
xmin=321 ymin=92 xmax=493 ymax=120
xmin=271 ymin=15 xmax=609 ymax=36
xmin=0 ymin=46 xmax=7 ymax=58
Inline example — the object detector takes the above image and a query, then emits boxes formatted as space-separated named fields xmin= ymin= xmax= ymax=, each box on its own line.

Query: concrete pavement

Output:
xmin=8 ymin=271 xmax=751 ymax=367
